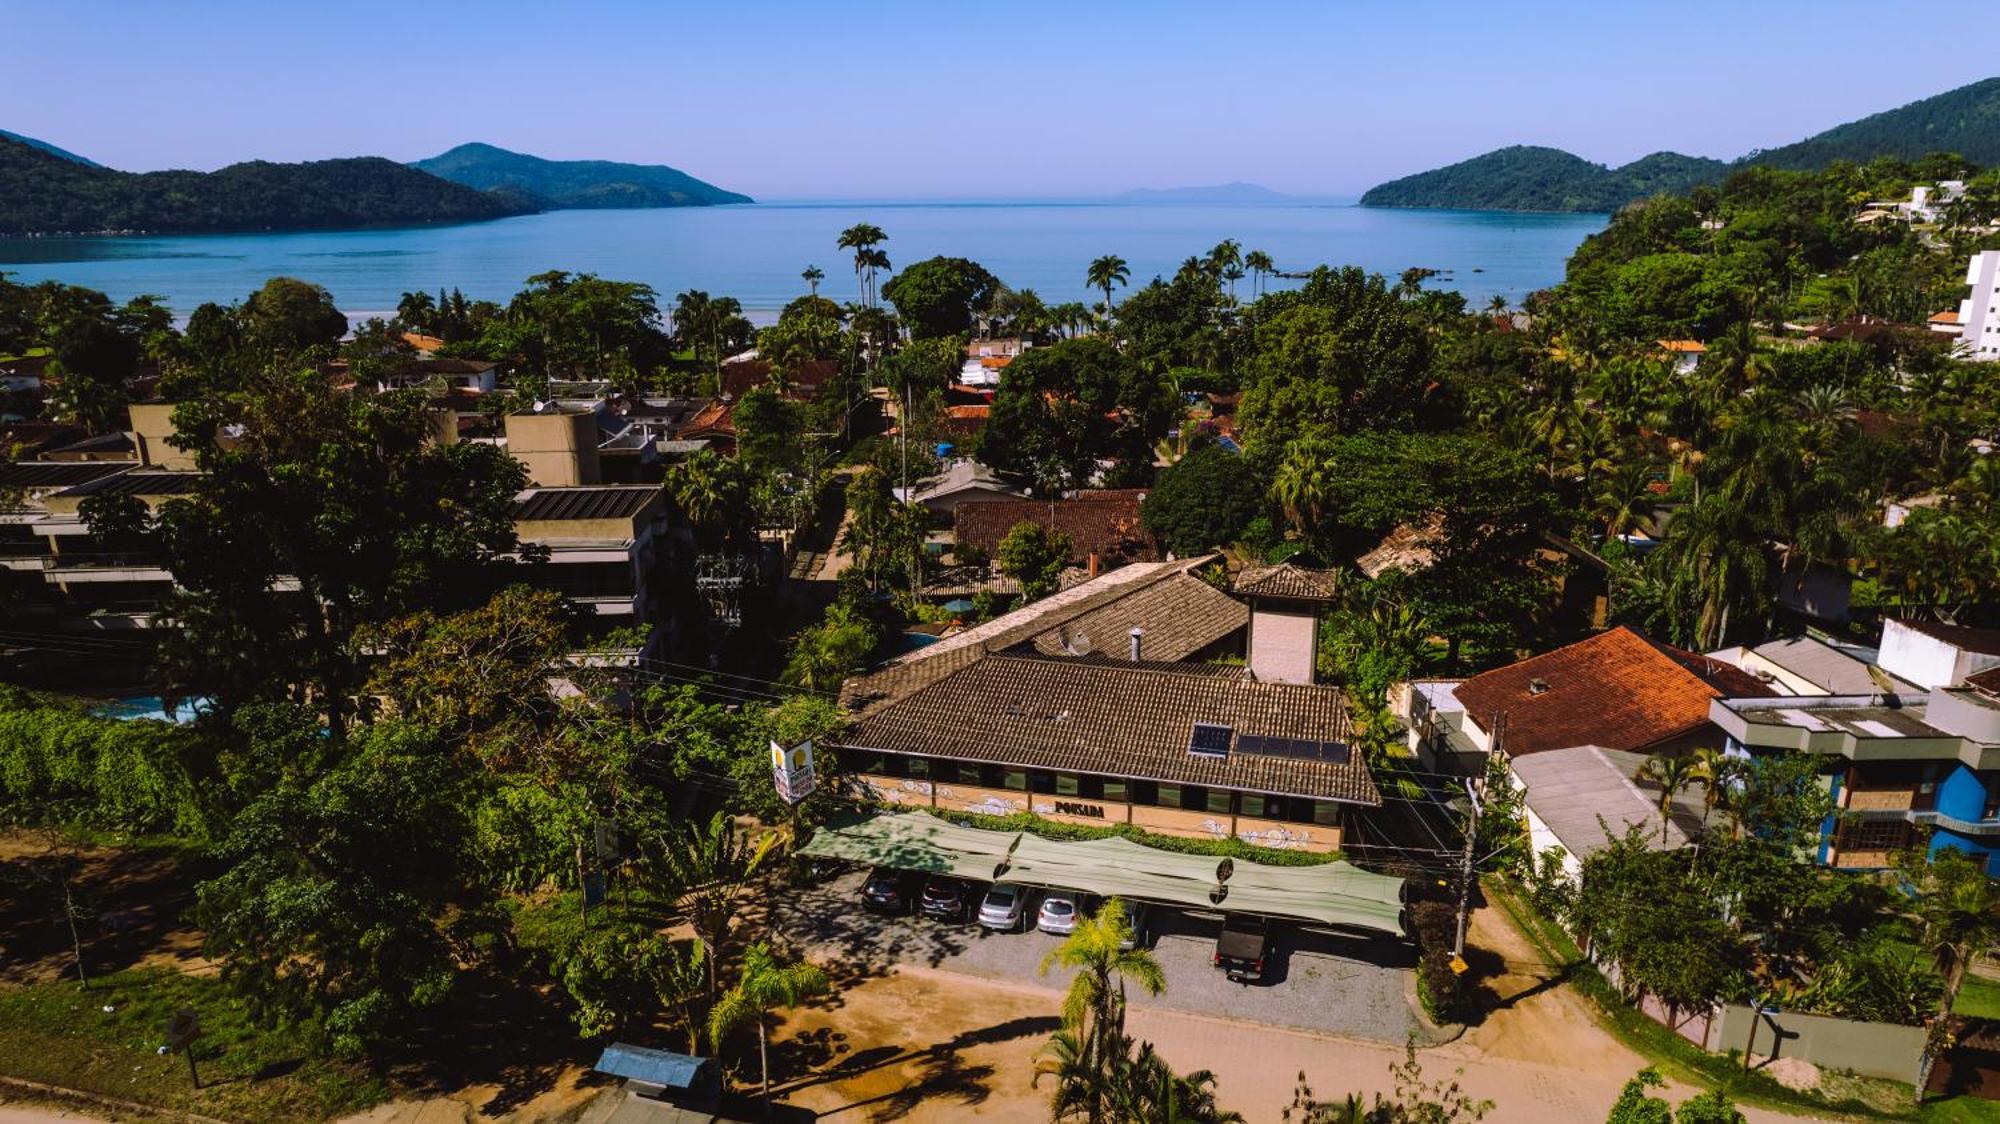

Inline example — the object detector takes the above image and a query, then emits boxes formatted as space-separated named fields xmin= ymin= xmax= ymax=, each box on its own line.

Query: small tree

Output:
xmin=707 ymin=942 xmax=829 ymax=1110
xmin=997 ymin=521 xmax=1071 ymax=602
xmin=653 ymin=813 xmax=778 ymax=1002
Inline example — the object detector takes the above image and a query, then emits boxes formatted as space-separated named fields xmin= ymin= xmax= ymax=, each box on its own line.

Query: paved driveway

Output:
xmin=771 ymin=869 xmax=1431 ymax=1045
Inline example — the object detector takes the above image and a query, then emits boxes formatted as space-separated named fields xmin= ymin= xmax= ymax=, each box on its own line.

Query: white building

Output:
xmin=1959 ymin=250 xmax=2000 ymax=361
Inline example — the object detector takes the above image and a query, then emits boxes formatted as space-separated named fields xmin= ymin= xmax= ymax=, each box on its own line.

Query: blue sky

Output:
xmin=4 ymin=0 xmax=1990 ymax=199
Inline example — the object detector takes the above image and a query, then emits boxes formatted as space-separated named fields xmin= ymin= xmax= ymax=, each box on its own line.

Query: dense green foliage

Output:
xmin=1141 ymin=442 xmax=1265 ymax=554
xmin=1361 ymin=76 xmax=2000 ymax=211
xmin=1361 ymin=145 xmax=1728 ymax=213
xmin=411 ymin=141 xmax=750 ymax=208
xmin=0 ymin=136 xmax=530 ymax=235
xmin=0 ymin=690 xmax=209 ymax=836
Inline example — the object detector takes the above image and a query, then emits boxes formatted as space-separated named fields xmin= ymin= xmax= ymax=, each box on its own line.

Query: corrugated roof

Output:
xmin=841 ymin=653 xmax=1376 ymax=804
xmin=57 ymin=470 xmax=203 ymax=498
xmin=592 ymin=1043 xmax=712 ymax=1089
xmin=1510 ymin=745 xmax=1703 ymax=858
xmin=511 ymin=486 xmax=660 ymax=522
xmin=0 ymin=461 xmax=136 ymax=491
xmin=1454 ymin=627 xmax=1772 ymax=758
xmin=1748 ymin=636 xmax=1915 ymax=695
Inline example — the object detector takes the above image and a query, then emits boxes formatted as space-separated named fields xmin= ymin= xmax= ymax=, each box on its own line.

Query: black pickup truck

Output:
xmin=1212 ymin=913 xmax=1270 ymax=983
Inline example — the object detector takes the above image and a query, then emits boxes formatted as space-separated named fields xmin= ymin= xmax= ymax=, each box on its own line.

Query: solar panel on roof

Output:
xmin=1188 ymin=721 xmax=1233 ymax=758
xmin=1237 ymin=735 xmax=1351 ymax=764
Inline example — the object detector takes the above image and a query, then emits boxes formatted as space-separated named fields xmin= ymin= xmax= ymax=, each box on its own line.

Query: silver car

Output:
xmin=1037 ymin=890 xmax=1083 ymax=935
xmin=978 ymin=882 xmax=1030 ymax=931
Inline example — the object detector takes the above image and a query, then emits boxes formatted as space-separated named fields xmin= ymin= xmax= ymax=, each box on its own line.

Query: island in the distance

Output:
xmin=1362 ymin=75 xmax=2000 ymax=213
xmin=0 ymin=134 xmax=751 ymax=237
xmin=410 ymin=142 xmax=751 ymax=209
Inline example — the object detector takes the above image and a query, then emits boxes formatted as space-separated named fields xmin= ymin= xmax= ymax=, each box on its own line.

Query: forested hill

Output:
xmin=1358 ymin=146 xmax=1726 ymax=213
xmin=0 ymin=136 xmax=533 ymax=236
xmin=411 ymin=143 xmax=752 ymax=208
xmin=1749 ymin=76 xmax=2000 ymax=169
xmin=1362 ymin=75 xmax=2000 ymax=213
xmin=0 ymin=128 xmax=99 ymax=167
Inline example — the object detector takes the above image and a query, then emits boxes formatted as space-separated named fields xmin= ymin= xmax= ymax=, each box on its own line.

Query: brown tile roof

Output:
xmin=676 ymin=399 xmax=736 ymax=440
xmin=841 ymin=653 xmax=1376 ymax=804
xmin=720 ymin=358 xmax=838 ymax=401
xmin=942 ymin=404 xmax=990 ymax=420
xmin=843 ymin=557 xmax=1238 ymax=711
xmin=954 ymin=490 xmax=1159 ymax=565
xmin=1234 ymin=562 xmax=1341 ymax=601
xmin=1930 ymin=311 xmax=1961 ymax=326
xmin=1897 ymin=619 xmax=2000 ymax=657
xmin=1656 ymin=339 xmax=1708 ymax=354
xmin=1354 ymin=523 xmax=1437 ymax=579
xmin=1453 ymin=626 xmax=1772 ymax=758
xmin=1967 ymin=666 xmax=2000 ymax=697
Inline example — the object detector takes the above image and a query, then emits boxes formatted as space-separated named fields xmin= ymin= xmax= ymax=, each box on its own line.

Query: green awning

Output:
xmin=799 ymin=812 xmax=1407 ymax=936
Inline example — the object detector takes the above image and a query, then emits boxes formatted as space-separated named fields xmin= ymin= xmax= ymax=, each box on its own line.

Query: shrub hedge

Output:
xmin=0 ymin=689 xmax=210 ymax=837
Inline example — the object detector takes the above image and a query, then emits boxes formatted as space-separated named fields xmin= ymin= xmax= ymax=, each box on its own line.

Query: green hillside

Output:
xmin=1362 ymin=76 xmax=2000 ymax=213
xmin=1749 ymin=76 xmax=2000 ymax=168
xmin=411 ymin=143 xmax=751 ymax=209
xmin=0 ymin=136 xmax=533 ymax=236
xmin=0 ymin=128 xmax=99 ymax=167
xmin=1359 ymin=146 xmax=1727 ymax=212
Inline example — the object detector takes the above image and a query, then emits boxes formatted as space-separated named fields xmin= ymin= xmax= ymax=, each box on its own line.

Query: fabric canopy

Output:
xmin=799 ymin=811 xmax=1407 ymax=936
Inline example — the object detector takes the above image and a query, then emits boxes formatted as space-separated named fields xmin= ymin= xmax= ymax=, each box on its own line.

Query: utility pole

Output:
xmin=1452 ymin=776 xmax=1482 ymax=966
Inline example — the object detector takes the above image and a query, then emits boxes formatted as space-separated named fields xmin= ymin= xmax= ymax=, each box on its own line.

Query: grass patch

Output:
xmin=1487 ymin=878 xmax=1923 ymax=1120
xmin=0 ymin=968 xmax=386 ymax=1123
xmin=1955 ymin=976 xmax=2000 ymax=1020
xmin=1921 ymin=1097 xmax=2000 ymax=1122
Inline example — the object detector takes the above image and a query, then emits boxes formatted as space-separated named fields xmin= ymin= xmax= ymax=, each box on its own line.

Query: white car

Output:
xmin=1037 ymin=891 xmax=1083 ymax=936
xmin=978 ymin=883 xmax=1030 ymax=931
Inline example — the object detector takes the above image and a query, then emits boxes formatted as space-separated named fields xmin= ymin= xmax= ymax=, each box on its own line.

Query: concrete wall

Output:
xmin=1248 ymin=606 xmax=1316 ymax=685
xmin=506 ymin=411 xmax=601 ymax=487
xmin=1715 ymin=1004 xmax=1926 ymax=1083
xmin=1880 ymin=619 xmax=2000 ymax=690
xmin=128 ymin=402 xmax=196 ymax=470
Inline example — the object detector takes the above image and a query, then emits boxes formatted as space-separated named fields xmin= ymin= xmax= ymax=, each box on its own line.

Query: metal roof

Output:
xmin=592 ymin=1043 xmax=712 ymax=1090
xmin=56 ymin=470 xmax=202 ymax=498
xmin=512 ymin=486 xmax=660 ymax=522
xmin=1748 ymin=635 xmax=1917 ymax=695
xmin=0 ymin=461 xmax=136 ymax=491
xmin=1508 ymin=745 xmax=1704 ymax=859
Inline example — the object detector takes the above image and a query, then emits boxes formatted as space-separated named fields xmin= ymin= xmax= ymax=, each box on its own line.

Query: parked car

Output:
xmin=919 ymin=876 xmax=976 ymax=921
xmin=1117 ymin=901 xmax=1152 ymax=950
xmin=1213 ymin=913 xmax=1270 ymax=983
xmin=861 ymin=866 xmax=919 ymax=913
xmin=1038 ymin=891 xmax=1084 ymax=935
xmin=978 ymin=883 xmax=1031 ymax=931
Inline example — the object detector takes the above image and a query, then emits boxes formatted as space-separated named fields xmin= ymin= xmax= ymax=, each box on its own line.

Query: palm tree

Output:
xmin=1038 ymin=899 xmax=1166 ymax=1122
xmin=1120 ymin=1041 xmax=1242 ymax=1123
xmin=1085 ymin=255 xmax=1130 ymax=321
xmin=859 ymin=248 xmax=892 ymax=308
xmin=1244 ymin=250 xmax=1275 ymax=299
xmin=1593 ymin=459 xmax=1658 ymax=539
xmin=655 ymin=812 xmax=778 ymax=1001
xmin=707 ymin=941 xmax=829 ymax=1110
xmin=837 ymin=224 xmax=888 ymax=306
xmin=1270 ymin=440 xmax=1337 ymax=543
xmin=1206 ymin=239 xmax=1242 ymax=284
xmin=1902 ymin=848 xmax=2000 ymax=1089
xmin=1688 ymin=746 xmax=1750 ymax=838
xmin=801 ymin=265 xmax=824 ymax=300
xmin=1637 ymin=752 xmax=1701 ymax=844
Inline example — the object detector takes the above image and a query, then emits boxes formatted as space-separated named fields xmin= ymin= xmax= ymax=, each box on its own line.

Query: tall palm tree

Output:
xmin=801 ymin=265 xmax=824 ymax=300
xmin=859 ymin=248 xmax=892 ymax=308
xmin=837 ymin=223 xmax=888 ymax=306
xmin=1085 ymin=255 xmax=1130 ymax=321
xmin=1205 ymin=239 xmax=1242 ymax=282
xmin=1637 ymin=752 xmax=1701 ymax=844
xmin=1270 ymin=440 xmax=1337 ymax=542
xmin=1243 ymin=250 xmax=1275 ymax=299
xmin=655 ymin=812 xmax=778 ymax=1001
xmin=1593 ymin=459 xmax=1658 ymax=539
xmin=1688 ymin=746 xmax=1749 ymax=838
xmin=707 ymin=941 xmax=829 ymax=1110
xmin=1039 ymin=899 xmax=1165 ymax=1123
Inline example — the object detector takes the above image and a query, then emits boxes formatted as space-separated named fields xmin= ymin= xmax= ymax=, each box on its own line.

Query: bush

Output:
xmin=1409 ymin=898 xmax=1470 ymax=1024
xmin=0 ymin=689 xmax=210 ymax=837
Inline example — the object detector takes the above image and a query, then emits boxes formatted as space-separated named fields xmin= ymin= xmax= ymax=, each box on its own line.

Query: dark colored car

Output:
xmin=919 ymin=876 xmax=976 ymax=921
xmin=861 ymin=866 xmax=919 ymax=913
xmin=1213 ymin=913 xmax=1271 ymax=983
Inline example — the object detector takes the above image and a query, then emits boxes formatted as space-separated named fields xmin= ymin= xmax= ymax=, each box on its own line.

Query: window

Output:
xmin=1078 ymin=775 xmax=1105 ymax=800
xmin=1206 ymin=789 xmax=1234 ymax=815
xmin=1983 ymin=777 xmax=2000 ymax=821
xmin=1156 ymin=783 xmax=1182 ymax=809
xmin=1239 ymin=793 xmax=1269 ymax=818
xmin=1103 ymin=778 xmax=1129 ymax=803
xmin=1030 ymin=771 xmax=1056 ymax=794
xmin=1002 ymin=768 xmax=1028 ymax=791
xmin=1130 ymin=781 xmax=1157 ymax=806
xmin=907 ymin=756 xmax=930 ymax=779
xmin=1837 ymin=818 xmax=1914 ymax=853
xmin=1312 ymin=800 xmax=1340 ymax=827
xmin=1055 ymin=773 xmax=1081 ymax=797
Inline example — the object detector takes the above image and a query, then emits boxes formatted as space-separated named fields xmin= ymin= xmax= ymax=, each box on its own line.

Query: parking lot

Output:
xmin=771 ymin=867 xmax=1433 ymax=1044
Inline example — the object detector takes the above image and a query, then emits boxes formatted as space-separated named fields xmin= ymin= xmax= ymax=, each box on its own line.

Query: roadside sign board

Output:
xmin=164 ymin=1009 xmax=201 ymax=1051
xmin=772 ymin=739 xmax=816 ymax=804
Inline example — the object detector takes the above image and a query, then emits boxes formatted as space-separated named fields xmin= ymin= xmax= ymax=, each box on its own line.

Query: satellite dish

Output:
xmin=1071 ymin=632 xmax=1093 ymax=656
xmin=1867 ymin=664 xmax=1900 ymax=706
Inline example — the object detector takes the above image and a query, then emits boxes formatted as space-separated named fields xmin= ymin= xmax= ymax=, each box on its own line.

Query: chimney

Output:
xmin=1088 ymin=551 xmax=1100 ymax=579
xmin=1129 ymin=627 xmax=1144 ymax=662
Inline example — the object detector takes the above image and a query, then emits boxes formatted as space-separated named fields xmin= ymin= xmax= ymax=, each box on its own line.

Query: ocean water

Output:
xmin=0 ymin=202 xmax=1605 ymax=321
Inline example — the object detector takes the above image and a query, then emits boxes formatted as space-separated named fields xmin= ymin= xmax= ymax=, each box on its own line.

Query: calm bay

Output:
xmin=0 ymin=201 xmax=1605 ymax=320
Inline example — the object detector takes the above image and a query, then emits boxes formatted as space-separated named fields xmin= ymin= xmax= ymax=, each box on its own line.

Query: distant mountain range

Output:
xmin=410 ymin=143 xmax=751 ymax=209
xmin=1362 ymin=76 xmax=2000 ymax=213
xmin=0 ymin=132 xmax=753 ymax=236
